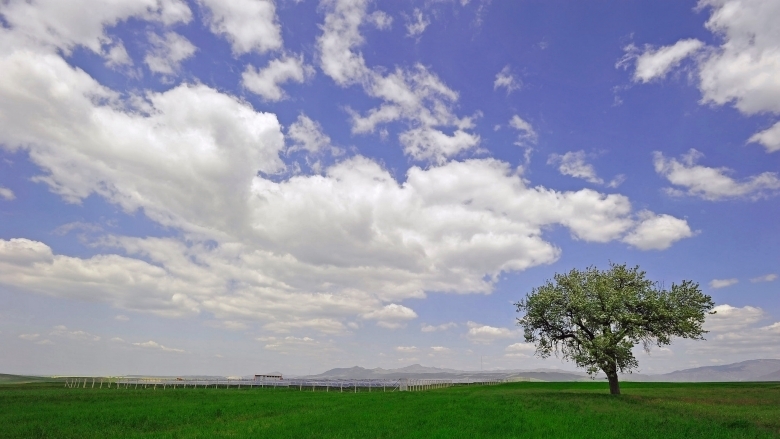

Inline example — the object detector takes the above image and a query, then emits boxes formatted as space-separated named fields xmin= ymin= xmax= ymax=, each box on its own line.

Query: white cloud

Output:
xmin=654 ymin=149 xmax=780 ymax=200
xmin=494 ymin=66 xmax=521 ymax=94
xmin=672 ymin=304 xmax=780 ymax=362
xmin=19 ymin=333 xmax=40 ymax=341
xmin=287 ymin=114 xmax=332 ymax=154
xmin=399 ymin=126 xmax=480 ymax=164
xmin=395 ymin=345 xmax=418 ymax=352
xmin=133 ymin=340 xmax=185 ymax=353
xmin=0 ymin=187 xmax=15 ymax=200
xmin=363 ymin=304 xmax=418 ymax=329
xmin=0 ymin=0 xmax=191 ymax=55
xmin=607 ymin=174 xmax=627 ymax=188
xmin=626 ymin=0 xmax=780 ymax=153
xmin=319 ymin=0 xmax=480 ymax=163
xmin=704 ymin=304 xmax=765 ymax=332
xmin=261 ymin=336 xmax=340 ymax=356
xmin=206 ymin=320 xmax=248 ymax=331
xmin=622 ymin=211 xmax=696 ymax=251
xmin=0 ymin=20 xmax=694 ymax=334
xmin=750 ymin=273 xmax=777 ymax=283
xmin=368 ymin=10 xmax=393 ymax=30
xmin=697 ymin=0 xmax=780 ymax=116
xmin=104 ymin=41 xmax=132 ymax=68
xmin=316 ymin=0 xmax=371 ymax=86
xmin=144 ymin=32 xmax=197 ymax=75
xmin=621 ymin=39 xmax=704 ymax=83
xmin=50 ymin=325 xmax=100 ymax=341
xmin=466 ymin=321 xmax=519 ymax=343
xmin=198 ymin=0 xmax=282 ymax=54
xmin=748 ymin=121 xmax=780 ymax=152
xmin=509 ymin=115 xmax=537 ymax=145
xmin=430 ymin=346 xmax=452 ymax=353
xmin=709 ymin=278 xmax=739 ymax=289
xmin=406 ymin=8 xmax=430 ymax=38
xmin=504 ymin=342 xmax=536 ymax=357
xmin=242 ymin=54 xmax=313 ymax=101
xmin=114 ymin=315 xmax=129 ymax=321
xmin=263 ymin=319 xmax=346 ymax=335
xmin=421 ymin=322 xmax=457 ymax=332
xmin=547 ymin=151 xmax=603 ymax=184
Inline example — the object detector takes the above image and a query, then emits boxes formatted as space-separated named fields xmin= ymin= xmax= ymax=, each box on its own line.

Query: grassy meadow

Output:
xmin=1 ymin=381 xmax=778 ymax=438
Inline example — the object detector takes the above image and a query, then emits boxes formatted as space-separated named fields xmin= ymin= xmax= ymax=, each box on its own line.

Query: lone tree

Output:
xmin=515 ymin=263 xmax=714 ymax=395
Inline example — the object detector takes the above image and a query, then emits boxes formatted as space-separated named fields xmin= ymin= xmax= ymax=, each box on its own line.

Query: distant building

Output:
xmin=254 ymin=374 xmax=283 ymax=381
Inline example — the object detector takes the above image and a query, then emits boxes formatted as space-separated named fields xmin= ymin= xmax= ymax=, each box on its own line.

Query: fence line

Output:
xmin=57 ymin=376 xmax=507 ymax=392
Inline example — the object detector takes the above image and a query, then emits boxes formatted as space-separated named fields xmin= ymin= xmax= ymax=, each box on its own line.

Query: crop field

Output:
xmin=1 ymin=381 xmax=778 ymax=438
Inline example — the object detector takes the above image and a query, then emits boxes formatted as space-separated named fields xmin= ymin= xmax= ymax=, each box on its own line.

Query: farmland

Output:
xmin=1 ymin=381 xmax=778 ymax=438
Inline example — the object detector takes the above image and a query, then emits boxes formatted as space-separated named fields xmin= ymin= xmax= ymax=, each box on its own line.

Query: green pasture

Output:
xmin=1 ymin=381 xmax=778 ymax=438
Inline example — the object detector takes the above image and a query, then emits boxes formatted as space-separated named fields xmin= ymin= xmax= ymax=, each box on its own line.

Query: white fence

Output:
xmin=59 ymin=376 xmax=506 ymax=392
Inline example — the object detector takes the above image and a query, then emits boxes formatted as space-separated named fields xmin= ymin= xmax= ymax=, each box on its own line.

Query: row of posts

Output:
xmin=61 ymin=377 xmax=505 ymax=392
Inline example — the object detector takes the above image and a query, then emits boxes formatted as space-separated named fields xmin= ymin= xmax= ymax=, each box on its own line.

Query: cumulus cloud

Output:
xmin=319 ymin=0 xmax=480 ymax=163
xmin=406 ymin=8 xmax=430 ymax=38
xmin=133 ymin=340 xmax=185 ymax=353
xmin=625 ymin=0 xmax=780 ymax=153
xmin=748 ymin=121 xmax=780 ymax=152
xmin=50 ymin=325 xmax=100 ymax=341
xmin=0 ymin=187 xmax=15 ymax=200
xmin=0 ymin=0 xmax=695 ymax=336
xmin=697 ymin=0 xmax=780 ymax=116
xmin=363 ymin=304 xmax=418 ymax=328
xmin=368 ymin=10 xmax=393 ymax=30
xmin=547 ymin=151 xmax=603 ymax=184
xmin=504 ymin=342 xmax=536 ymax=357
xmin=508 ymin=115 xmax=537 ymax=145
xmin=679 ymin=304 xmax=780 ymax=360
xmin=287 ymin=114 xmax=333 ymax=154
xmin=263 ymin=319 xmax=346 ymax=335
xmin=750 ymin=274 xmax=777 ymax=283
xmin=709 ymin=278 xmax=738 ymax=289
xmin=703 ymin=304 xmax=765 ymax=333
xmin=144 ymin=32 xmax=197 ymax=75
xmin=430 ymin=346 xmax=452 ymax=353
xmin=421 ymin=322 xmax=457 ymax=332
xmin=242 ymin=54 xmax=313 ymax=101
xmin=104 ymin=41 xmax=132 ymax=68
xmin=621 ymin=211 xmax=696 ymax=251
xmin=466 ymin=321 xmax=519 ymax=343
xmin=206 ymin=320 xmax=249 ymax=331
xmin=0 ymin=0 xmax=191 ymax=55
xmin=316 ymin=0 xmax=370 ymax=86
xmin=654 ymin=150 xmax=780 ymax=200
xmin=494 ymin=66 xmax=521 ymax=94
xmin=198 ymin=0 xmax=282 ymax=54
xmin=19 ymin=333 xmax=40 ymax=341
xmin=396 ymin=345 xmax=418 ymax=352
xmin=620 ymin=39 xmax=704 ymax=83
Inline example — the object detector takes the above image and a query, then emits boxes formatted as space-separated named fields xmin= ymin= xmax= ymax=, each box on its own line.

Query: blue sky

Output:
xmin=0 ymin=0 xmax=778 ymax=377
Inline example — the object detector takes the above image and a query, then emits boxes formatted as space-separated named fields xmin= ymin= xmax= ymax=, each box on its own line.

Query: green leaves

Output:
xmin=515 ymin=263 xmax=714 ymax=379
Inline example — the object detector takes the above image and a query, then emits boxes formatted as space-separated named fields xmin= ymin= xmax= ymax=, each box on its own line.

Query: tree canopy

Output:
xmin=515 ymin=263 xmax=715 ymax=395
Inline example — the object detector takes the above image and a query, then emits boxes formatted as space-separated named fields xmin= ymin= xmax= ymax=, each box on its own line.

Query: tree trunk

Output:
xmin=607 ymin=373 xmax=620 ymax=395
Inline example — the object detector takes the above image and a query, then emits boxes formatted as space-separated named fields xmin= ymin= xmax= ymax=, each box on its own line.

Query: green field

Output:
xmin=1 ymin=381 xmax=778 ymax=438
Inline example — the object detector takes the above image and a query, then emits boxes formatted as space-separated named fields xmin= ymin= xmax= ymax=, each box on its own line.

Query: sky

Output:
xmin=0 ymin=0 xmax=778 ymax=377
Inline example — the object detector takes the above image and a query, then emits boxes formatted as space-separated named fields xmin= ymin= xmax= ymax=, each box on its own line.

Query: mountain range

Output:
xmin=305 ymin=359 xmax=780 ymax=382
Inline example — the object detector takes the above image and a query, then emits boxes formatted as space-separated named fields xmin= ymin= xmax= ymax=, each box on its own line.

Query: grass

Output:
xmin=1 ymin=381 xmax=778 ymax=438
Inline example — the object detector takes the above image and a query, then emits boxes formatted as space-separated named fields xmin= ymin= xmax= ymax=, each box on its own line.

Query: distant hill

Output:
xmin=308 ymin=364 xmax=589 ymax=381
xmin=308 ymin=359 xmax=780 ymax=382
xmin=652 ymin=359 xmax=780 ymax=382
